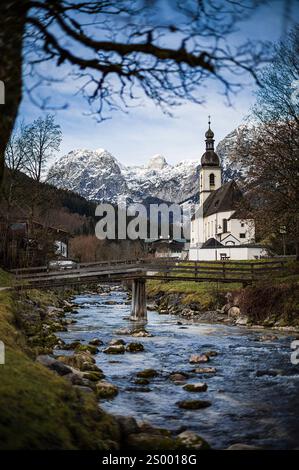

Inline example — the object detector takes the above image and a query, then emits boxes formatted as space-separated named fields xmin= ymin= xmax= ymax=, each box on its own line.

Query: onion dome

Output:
xmin=201 ymin=116 xmax=220 ymax=167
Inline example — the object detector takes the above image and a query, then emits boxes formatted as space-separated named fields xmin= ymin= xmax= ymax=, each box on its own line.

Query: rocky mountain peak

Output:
xmin=147 ymin=154 xmax=168 ymax=170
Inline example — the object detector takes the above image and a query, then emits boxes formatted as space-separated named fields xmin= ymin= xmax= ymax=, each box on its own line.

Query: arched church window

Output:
xmin=209 ymin=173 xmax=215 ymax=188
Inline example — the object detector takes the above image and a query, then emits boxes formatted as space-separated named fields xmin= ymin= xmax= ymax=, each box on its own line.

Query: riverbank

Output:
xmin=0 ymin=278 xmax=121 ymax=449
xmin=147 ymin=276 xmax=299 ymax=331
xmin=56 ymin=288 xmax=299 ymax=450
xmin=0 ymin=271 xmax=210 ymax=450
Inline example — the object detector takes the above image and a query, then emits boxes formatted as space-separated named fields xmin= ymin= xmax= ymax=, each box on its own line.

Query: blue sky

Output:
xmin=19 ymin=1 xmax=299 ymax=168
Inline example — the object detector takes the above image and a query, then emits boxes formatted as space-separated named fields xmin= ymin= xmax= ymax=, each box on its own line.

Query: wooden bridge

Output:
xmin=12 ymin=258 xmax=289 ymax=320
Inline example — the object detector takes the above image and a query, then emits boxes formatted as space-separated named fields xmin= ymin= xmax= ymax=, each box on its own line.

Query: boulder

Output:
xmin=192 ymin=367 xmax=216 ymax=374
xmin=136 ymin=369 xmax=158 ymax=378
xmin=47 ymin=306 xmax=64 ymax=316
xmin=126 ymin=342 xmax=144 ymax=353
xmin=95 ymin=380 xmax=119 ymax=398
xmin=62 ymin=340 xmax=81 ymax=350
xmin=259 ymin=334 xmax=278 ymax=342
xmin=177 ymin=400 xmax=211 ymax=410
xmin=115 ymin=328 xmax=131 ymax=335
xmin=228 ymin=306 xmax=240 ymax=318
xmin=36 ymin=355 xmax=72 ymax=376
xmin=126 ymin=433 xmax=179 ymax=451
xmin=177 ymin=430 xmax=210 ymax=450
xmin=183 ymin=382 xmax=208 ymax=393
xmin=103 ymin=345 xmax=125 ymax=354
xmin=134 ymin=378 xmax=150 ymax=385
xmin=75 ymin=344 xmax=99 ymax=354
xmin=114 ymin=415 xmax=139 ymax=436
xmin=189 ymin=354 xmax=209 ymax=364
xmin=83 ymin=371 xmax=105 ymax=381
xmin=109 ymin=338 xmax=126 ymax=346
xmin=66 ymin=372 xmax=86 ymax=386
xmin=89 ymin=338 xmax=103 ymax=346
xmin=205 ymin=350 xmax=218 ymax=357
xmin=169 ymin=373 xmax=188 ymax=383
xmin=131 ymin=330 xmax=152 ymax=337
xmin=227 ymin=443 xmax=262 ymax=450
xmin=57 ymin=351 xmax=96 ymax=371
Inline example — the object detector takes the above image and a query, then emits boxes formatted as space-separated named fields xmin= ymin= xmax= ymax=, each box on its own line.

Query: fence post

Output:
xmin=222 ymin=262 xmax=226 ymax=280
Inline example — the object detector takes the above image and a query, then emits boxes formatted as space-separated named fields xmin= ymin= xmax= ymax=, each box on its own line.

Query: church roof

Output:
xmin=191 ymin=180 xmax=243 ymax=221
xmin=203 ymin=180 xmax=243 ymax=217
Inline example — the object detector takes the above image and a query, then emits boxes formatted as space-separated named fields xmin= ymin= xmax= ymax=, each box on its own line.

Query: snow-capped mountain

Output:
xmin=47 ymin=126 xmax=244 ymax=205
xmin=47 ymin=149 xmax=200 ymax=204
xmin=216 ymin=124 xmax=250 ymax=181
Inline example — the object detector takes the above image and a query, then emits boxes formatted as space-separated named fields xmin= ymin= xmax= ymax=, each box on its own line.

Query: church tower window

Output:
xmin=209 ymin=173 xmax=215 ymax=188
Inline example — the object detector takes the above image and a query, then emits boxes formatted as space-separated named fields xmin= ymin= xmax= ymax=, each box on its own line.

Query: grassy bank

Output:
xmin=147 ymin=263 xmax=299 ymax=327
xmin=147 ymin=279 xmax=241 ymax=311
xmin=0 ymin=270 xmax=120 ymax=450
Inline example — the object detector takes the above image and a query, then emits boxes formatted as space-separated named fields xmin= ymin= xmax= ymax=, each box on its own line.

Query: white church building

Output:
xmin=189 ymin=121 xmax=267 ymax=261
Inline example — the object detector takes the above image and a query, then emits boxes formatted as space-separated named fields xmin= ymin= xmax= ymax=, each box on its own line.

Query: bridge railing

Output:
xmin=12 ymin=257 xmax=290 ymax=288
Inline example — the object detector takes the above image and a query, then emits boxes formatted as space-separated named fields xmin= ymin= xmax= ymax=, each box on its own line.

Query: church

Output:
xmin=189 ymin=120 xmax=267 ymax=261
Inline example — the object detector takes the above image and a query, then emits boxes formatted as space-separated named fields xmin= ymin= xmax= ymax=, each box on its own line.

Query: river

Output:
xmin=58 ymin=287 xmax=299 ymax=449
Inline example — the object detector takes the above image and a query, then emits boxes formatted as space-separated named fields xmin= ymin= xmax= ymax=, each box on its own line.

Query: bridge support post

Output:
xmin=130 ymin=278 xmax=147 ymax=321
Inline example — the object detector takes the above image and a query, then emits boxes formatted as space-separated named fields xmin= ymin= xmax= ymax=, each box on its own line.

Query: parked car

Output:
xmin=48 ymin=260 xmax=78 ymax=271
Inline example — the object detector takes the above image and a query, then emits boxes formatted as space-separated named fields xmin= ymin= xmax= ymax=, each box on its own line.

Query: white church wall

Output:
xmin=189 ymin=246 xmax=267 ymax=261
xmin=203 ymin=210 xmax=233 ymax=242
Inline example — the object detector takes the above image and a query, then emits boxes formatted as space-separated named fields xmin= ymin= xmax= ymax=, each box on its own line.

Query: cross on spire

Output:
xmin=208 ymin=115 xmax=211 ymax=129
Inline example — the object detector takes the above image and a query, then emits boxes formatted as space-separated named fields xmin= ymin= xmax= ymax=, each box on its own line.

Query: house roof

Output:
xmin=201 ymin=237 xmax=224 ymax=248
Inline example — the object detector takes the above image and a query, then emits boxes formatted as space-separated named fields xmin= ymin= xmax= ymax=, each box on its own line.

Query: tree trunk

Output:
xmin=0 ymin=1 xmax=27 ymax=190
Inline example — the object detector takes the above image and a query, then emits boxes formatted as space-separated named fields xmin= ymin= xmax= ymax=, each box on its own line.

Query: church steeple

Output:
xmin=205 ymin=116 xmax=215 ymax=151
xmin=201 ymin=116 xmax=220 ymax=167
xmin=199 ymin=116 xmax=222 ymax=205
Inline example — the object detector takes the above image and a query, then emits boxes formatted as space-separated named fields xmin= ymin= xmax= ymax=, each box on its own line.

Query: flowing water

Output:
xmin=58 ymin=288 xmax=299 ymax=449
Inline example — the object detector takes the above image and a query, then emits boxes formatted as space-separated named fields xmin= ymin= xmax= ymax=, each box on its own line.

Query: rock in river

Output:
xmin=95 ymin=380 xmax=119 ymax=398
xmin=109 ymin=338 xmax=126 ymax=346
xmin=126 ymin=342 xmax=144 ymax=353
xmin=75 ymin=343 xmax=99 ymax=354
xmin=136 ymin=369 xmax=158 ymax=378
xmin=131 ymin=330 xmax=153 ymax=337
xmin=192 ymin=367 xmax=216 ymax=374
xmin=103 ymin=344 xmax=125 ymax=354
xmin=205 ymin=350 xmax=218 ymax=357
xmin=169 ymin=373 xmax=188 ymax=383
xmin=177 ymin=430 xmax=210 ymax=450
xmin=89 ymin=338 xmax=103 ymax=346
xmin=183 ymin=382 xmax=208 ymax=392
xmin=189 ymin=354 xmax=209 ymax=364
xmin=177 ymin=400 xmax=211 ymax=410
xmin=134 ymin=378 xmax=150 ymax=385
